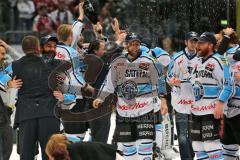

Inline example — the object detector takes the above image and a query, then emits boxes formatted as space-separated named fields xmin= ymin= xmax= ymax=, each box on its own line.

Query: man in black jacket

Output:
xmin=0 ymin=35 xmax=61 ymax=160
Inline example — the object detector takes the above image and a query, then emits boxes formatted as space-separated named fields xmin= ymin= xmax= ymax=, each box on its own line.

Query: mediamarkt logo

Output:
xmin=118 ymin=102 xmax=148 ymax=110
xmin=178 ymin=99 xmax=193 ymax=105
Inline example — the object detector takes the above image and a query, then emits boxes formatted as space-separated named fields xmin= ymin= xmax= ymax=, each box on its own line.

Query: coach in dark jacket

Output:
xmin=2 ymin=35 xmax=61 ymax=160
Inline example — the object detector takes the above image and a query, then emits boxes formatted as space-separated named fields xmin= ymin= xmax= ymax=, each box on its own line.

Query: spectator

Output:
xmin=162 ymin=36 xmax=175 ymax=56
xmin=32 ymin=3 xmax=56 ymax=36
xmin=50 ymin=0 xmax=74 ymax=29
xmin=17 ymin=0 xmax=35 ymax=30
xmin=33 ymin=0 xmax=58 ymax=13
xmin=98 ymin=6 xmax=112 ymax=34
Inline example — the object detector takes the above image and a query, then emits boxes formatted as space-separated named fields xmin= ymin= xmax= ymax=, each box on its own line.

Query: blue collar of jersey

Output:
xmin=183 ymin=48 xmax=197 ymax=60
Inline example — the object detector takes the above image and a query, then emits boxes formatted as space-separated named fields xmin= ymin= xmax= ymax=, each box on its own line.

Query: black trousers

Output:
xmin=0 ymin=125 xmax=13 ymax=160
xmin=89 ymin=112 xmax=111 ymax=143
xmin=18 ymin=117 xmax=60 ymax=160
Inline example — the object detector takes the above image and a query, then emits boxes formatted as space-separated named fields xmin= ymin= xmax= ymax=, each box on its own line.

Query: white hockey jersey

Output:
xmin=225 ymin=45 xmax=240 ymax=118
xmin=167 ymin=48 xmax=198 ymax=114
xmin=98 ymin=53 xmax=165 ymax=117
xmin=140 ymin=46 xmax=171 ymax=112
xmin=54 ymin=20 xmax=86 ymax=102
xmin=190 ymin=52 xmax=233 ymax=115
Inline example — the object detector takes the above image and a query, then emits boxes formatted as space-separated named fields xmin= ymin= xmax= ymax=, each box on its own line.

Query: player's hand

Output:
xmin=116 ymin=30 xmax=127 ymax=44
xmin=0 ymin=40 xmax=9 ymax=49
xmin=92 ymin=98 xmax=103 ymax=108
xmin=53 ymin=91 xmax=64 ymax=102
xmin=160 ymin=98 xmax=168 ymax=115
xmin=82 ymin=83 xmax=96 ymax=98
xmin=78 ymin=1 xmax=84 ymax=21
xmin=93 ymin=22 xmax=103 ymax=34
xmin=7 ymin=76 xmax=23 ymax=89
xmin=169 ymin=77 xmax=181 ymax=87
xmin=214 ymin=100 xmax=224 ymax=119
xmin=111 ymin=18 xmax=120 ymax=33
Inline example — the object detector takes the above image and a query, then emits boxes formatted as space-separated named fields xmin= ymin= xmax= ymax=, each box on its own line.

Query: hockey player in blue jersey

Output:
xmin=140 ymin=42 xmax=180 ymax=159
xmin=52 ymin=1 xmax=95 ymax=141
xmin=190 ymin=32 xmax=233 ymax=160
xmin=219 ymin=30 xmax=240 ymax=160
xmin=167 ymin=31 xmax=198 ymax=160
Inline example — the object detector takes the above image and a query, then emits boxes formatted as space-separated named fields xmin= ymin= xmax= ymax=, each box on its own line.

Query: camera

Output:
xmin=84 ymin=0 xmax=94 ymax=12
xmin=83 ymin=0 xmax=98 ymax=24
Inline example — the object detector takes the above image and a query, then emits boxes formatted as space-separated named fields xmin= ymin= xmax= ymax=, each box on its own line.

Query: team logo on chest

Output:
xmin=120 ymin=80 xmax=138 ymax=100
xmin=193 ymin=81 xmax=204 ymax=101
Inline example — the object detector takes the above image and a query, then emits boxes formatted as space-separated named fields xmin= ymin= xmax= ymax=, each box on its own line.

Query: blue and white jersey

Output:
xmin=225 ymin=45 xmax=240 ymax=118
xmin=140 ymin=46 xmax=169 ymax=112
xmin=98 ymin=53 xmax=165 ymax=117
xmin=167 ymin=48 xmax=198 ymax=114
xmin=55 ymin=20 xmax=84 ymax=60
xmin=225 ymin=44 xmax=240 ymax=65
xmin=56 ymin=44 xmax=86 ymax=103
xmin=0 ymin=64 xmax=12 ymax=90
xmin=140 ymin=46 xmax=171 ymax=67
xmin=190 ymin=53 xmax=233 ymax=116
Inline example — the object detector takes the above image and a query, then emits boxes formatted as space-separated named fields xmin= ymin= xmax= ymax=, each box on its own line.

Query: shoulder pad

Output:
xmin=172 ymin=51 xmax=184 ymax=60
xmin=152 ymin=47 xmax=169 ymax=58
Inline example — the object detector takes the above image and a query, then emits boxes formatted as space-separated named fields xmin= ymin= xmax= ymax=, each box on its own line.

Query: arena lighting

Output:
xmin=221 ymin=20 xmax=228 ymax=26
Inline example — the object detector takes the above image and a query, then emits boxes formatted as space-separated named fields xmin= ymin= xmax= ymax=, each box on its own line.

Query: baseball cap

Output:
xmin=197 ymin=32 xmax=217 ymax=45
xmin=125 ymin=33 xmax=141 ymax=43
xmin=185 ymin=31 xmax=198 ymax=40
xmin=40 ymin=35 xmax=58 ymax=46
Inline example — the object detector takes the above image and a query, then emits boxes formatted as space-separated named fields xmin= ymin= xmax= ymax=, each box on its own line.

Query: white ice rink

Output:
xmin=9 ymin=113 xmax=181 ymax=160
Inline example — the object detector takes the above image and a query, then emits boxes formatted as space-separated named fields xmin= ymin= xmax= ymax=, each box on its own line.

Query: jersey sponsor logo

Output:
xmin=177 ymin=58 xmax=184 ymax=65
xmin=139 ymin=131 xmax=154 ymax=137
xmin=205 ymin=62 xmax=215 ymax=71
xmin=209 ymin=154 xmax=221 ymax=159
xmin=125 ymin=69 xmax=148 ymax=78
xmin=119 ymin=131 xmax=131 ymax=136
xmin=178 ymin=99 xmax=193 ymax=105
xmin=191 ymin=104 xmax=215 ymax=111
xmin=137 ymin=123 xmax=154 ymax=129
xmin=120 ymin=80 xmax=138 ymax=100
xmin=118 ymin=102 xmax=148 ymax=110
xmin=202 ymin=124 xmax=214 ymax=131
xmin=193 ymin=69 xmax=213 ymax=78
xmin=202 ymin=132 xmax=213 ymax=139
xmin=55 ymin=52 xmax=65 ymax=59
xmin=139 ymin=62 xmax=150 ymax=70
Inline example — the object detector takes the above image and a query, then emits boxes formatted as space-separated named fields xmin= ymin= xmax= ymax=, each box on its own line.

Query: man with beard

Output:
xmin=190 ymin=32 xmax=233 ymax=160
xmin=0 ymin=35 xmax=61 ymax=160
xmin=167 ymin=31 xmax=199 ymax=160
xmin=93 ymin=33 xmax=168 ymax=160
